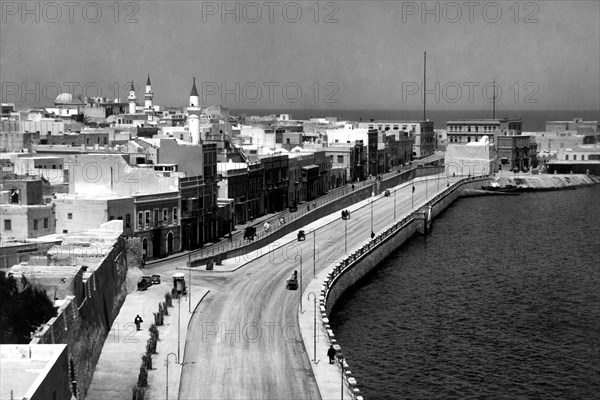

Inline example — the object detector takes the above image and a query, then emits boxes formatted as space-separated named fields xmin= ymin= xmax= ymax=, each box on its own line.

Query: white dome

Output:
xmin=55 ymin=93 xmax=73 ymax=104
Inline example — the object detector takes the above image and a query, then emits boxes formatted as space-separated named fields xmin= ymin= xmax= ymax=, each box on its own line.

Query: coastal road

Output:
xmin=177 ymin=175 xmax=459 ymax=399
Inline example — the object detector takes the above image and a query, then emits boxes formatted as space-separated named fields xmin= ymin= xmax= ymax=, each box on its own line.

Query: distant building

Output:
xmin=1 ymin=178 xmax=55 ymax=241
xmin=546 ymin=118 xmax=600 ymax=136
xmin=446 ymin=118 xmax=523 ymax=145
xmin=358 ymin=120 xmax=434 ymax=159
xmin=496 ymin=135 xmax=531 ymax=171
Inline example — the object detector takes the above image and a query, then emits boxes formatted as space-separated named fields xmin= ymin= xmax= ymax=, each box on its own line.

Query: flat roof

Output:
xmin=447 ymin=118 xmax=522 ymax=124
xmin=0 ymin=344 xmax=67 ymax=400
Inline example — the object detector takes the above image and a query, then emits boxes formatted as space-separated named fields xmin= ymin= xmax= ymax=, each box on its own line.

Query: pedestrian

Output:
xmin=134 ymin=314 xmax=143 ymax=331
xmin=228 ymin=231 xmax=232 ymax=242
xmin=371 ymin=231 xmax=375 ymax=239
xmin=263 ymin=221 xmax=270 ymax=233
xmin=351 ymin=184 xmax=355 ymax=191
xmin=327 ymin=345 xmax=336 ymax=364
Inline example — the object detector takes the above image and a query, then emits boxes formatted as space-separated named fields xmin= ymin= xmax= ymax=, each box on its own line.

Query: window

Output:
xmin=145 ymin=211 xmax=150 ymax=227
xmin=68 ymin=213 xmax=73 ymax=219
xmin=63 ymin=230 xmax=68 ymax=233
xmin=173 ymin=207 xmax=178 ymax=224
xmin=337 ymin=155 xmax=344 ymax=163
xmin=4 ymin=219 xmax=11 ymax=231
xmin=163 ymin=209 xmax=168 ymax=223
xmin=573 ymin=155 xmax=577 ymax=160
xmin=126 ymin=214 xmax=131 ymax=227
xmin=44 ymin=218 xmax=48 ymax=229
xmin=138 ymin=212 xmax=143 ymax=228
xmin=33 ymin=220 xmax=38 ymax=230
xmin=153 ymin=209 xmax=159 ymax=227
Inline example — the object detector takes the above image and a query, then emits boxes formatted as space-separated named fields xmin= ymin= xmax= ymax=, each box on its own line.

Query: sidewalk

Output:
xmin=87 ymin=279 xmax=209 ymax=400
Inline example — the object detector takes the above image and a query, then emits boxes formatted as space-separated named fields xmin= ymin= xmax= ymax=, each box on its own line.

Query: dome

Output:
xmin=54 ymin=93 xmax=73 ymax=105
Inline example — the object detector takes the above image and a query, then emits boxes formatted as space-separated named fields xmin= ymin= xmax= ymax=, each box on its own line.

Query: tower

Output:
xmin=127 ymin=81 xmax=137 ymax=114
xmin=189 ymin=77 xmax=199 ymax=107
xmin=144 ymin=74 xmax=153 ymax=110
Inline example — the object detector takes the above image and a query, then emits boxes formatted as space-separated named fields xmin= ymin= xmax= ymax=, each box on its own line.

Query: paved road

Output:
xmin=166 ymin=175 xmax=457 ymax=399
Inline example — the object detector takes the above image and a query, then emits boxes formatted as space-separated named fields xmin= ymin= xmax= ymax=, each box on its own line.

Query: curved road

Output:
xmin=177 ymin=175 xmax=458 ymax=399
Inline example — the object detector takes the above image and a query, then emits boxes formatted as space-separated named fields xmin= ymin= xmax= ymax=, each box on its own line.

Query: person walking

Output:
xmin=327 ymin=345 xmax=337 ymax=364
xmin=134 ymin=314 xmax=143 ymax=331
xmin=228 ymin=231 xmax=232 ymax=242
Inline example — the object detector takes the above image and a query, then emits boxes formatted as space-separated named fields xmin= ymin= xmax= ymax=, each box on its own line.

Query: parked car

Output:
xmin=137 ymin=276 xmax=152 ymax=291
xmin=150 ymin=274 xmax=161 ymax=284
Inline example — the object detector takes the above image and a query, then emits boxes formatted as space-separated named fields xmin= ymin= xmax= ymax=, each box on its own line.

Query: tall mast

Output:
xmin=423 ymin=51 xmax=427 ymax=121
xmin=492 ymin=78 xmax=496 ymax=119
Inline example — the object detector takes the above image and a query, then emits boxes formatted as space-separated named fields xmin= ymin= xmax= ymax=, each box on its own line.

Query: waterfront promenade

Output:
xmin=177 ymin=174 xmax=460 ymax=399
xmin=87 ymin=172 xmax=459 ymax=399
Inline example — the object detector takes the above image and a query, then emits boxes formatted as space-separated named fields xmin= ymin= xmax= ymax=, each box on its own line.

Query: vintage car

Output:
xmin=137 ymin=276 xmax=152 ymax=291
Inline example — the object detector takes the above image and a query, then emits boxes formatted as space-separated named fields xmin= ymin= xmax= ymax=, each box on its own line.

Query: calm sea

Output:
xmin=232 ymin=109 xmax=600 ymax=132
xmin=329 ymin=185 xmax=600 ymax=399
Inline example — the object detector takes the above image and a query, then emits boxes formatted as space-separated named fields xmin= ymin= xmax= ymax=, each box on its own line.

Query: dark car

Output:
xmin=289 ymin=201 xmax=298 ymax=212
xmin=150 ymin=274 xmax=161 ymax=285
xmin=137 ymin=276 xmax=152 ymax=291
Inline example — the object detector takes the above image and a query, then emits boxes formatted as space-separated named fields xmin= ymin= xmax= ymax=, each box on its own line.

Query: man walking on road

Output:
xmin=134 ymin=314 xmax=143 ymax=331
xmin=327 ymin=345 xmax=336 ymax=364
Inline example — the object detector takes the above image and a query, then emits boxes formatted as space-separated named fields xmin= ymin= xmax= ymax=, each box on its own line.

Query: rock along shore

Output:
xmin=485 ymin=173 xmax=599 ymax=191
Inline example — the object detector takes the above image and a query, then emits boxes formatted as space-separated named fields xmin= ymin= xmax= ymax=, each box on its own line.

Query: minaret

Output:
xmin=189 ymin=77 xmax=199 ymax=107
xmin=144 ymin=74 xmax=153 ymax=110
xmin=127 ymin=81 xmax=137 ymax=114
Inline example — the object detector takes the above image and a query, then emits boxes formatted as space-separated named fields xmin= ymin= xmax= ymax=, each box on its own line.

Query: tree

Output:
xmin=0 ymin=273 xmax=57 ymax=344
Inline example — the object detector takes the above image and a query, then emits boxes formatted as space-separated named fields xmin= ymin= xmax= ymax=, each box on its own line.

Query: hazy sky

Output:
xmin=1 ymin=0 xmax=599 ymax=111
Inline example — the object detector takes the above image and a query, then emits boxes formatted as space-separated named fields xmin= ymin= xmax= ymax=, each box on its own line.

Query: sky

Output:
xmin=1 ymin=0 xmax=599 ymax=111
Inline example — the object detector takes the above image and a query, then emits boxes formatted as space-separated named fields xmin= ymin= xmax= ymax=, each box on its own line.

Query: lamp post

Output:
xmin=344 ymin=216 xmax=347 ymax=254
xmin=295 ymin=254 xmax=303 ymax=313
xmin=394 ymin=187 xmax=397 ymax=221
xmin=340 ymin=353 xmax=344 ymax=400
xmin=177 ymin=294 xmax=181 ymax=362
xmin=370 ymin=196 xmax=373 ymax=232
xmin=165 ymin=352 xmax=178 ymax=400
xmin=188 ymin=224 xmax=191 ymax=313
xmin=307 ymin=292 xmax=317 ymax=364
xmin=309 ymin=228 xmax=317 ymax=278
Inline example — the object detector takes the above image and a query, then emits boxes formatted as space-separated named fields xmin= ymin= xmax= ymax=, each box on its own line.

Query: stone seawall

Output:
xmin=324 ymin=178 xmax=484 ymax=315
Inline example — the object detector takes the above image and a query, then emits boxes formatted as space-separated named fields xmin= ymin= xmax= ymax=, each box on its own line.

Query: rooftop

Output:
xmin=0 ymin=344 xmax=68 ymax=400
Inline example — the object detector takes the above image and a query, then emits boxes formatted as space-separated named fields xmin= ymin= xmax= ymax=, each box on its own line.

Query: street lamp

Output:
xmin=370 ymin=196 xmax=373 ymax=232
xmin=165 ymin=352 xmax=178 ymax=400
xmin=295 ymin=254 xmax=303 ymax=313
xmin=394 ymin=187 xmax=397 ymax=221
xmin=309 ymin=228 xmax=317 ymax=278
xmin=177 ymin=294 xmax=181 ymax=362
xmin=307 ymin=292 xmax=318 ymax=364
xmin=344 ymin=215 xmax=348 ymax=254
xmin=340 ymin=353 xmax=345 ymax=400
xmin=188 ymin=224 xmax=191 ymax=313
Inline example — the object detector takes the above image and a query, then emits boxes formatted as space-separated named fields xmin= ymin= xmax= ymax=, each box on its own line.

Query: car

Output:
xmin=137 ymin=276 xmax=152 ymax=291
xmin=150 ymin=274 xmax=161 ymax=284
xmin=289 ymin=201 xmax=298 ymax=212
